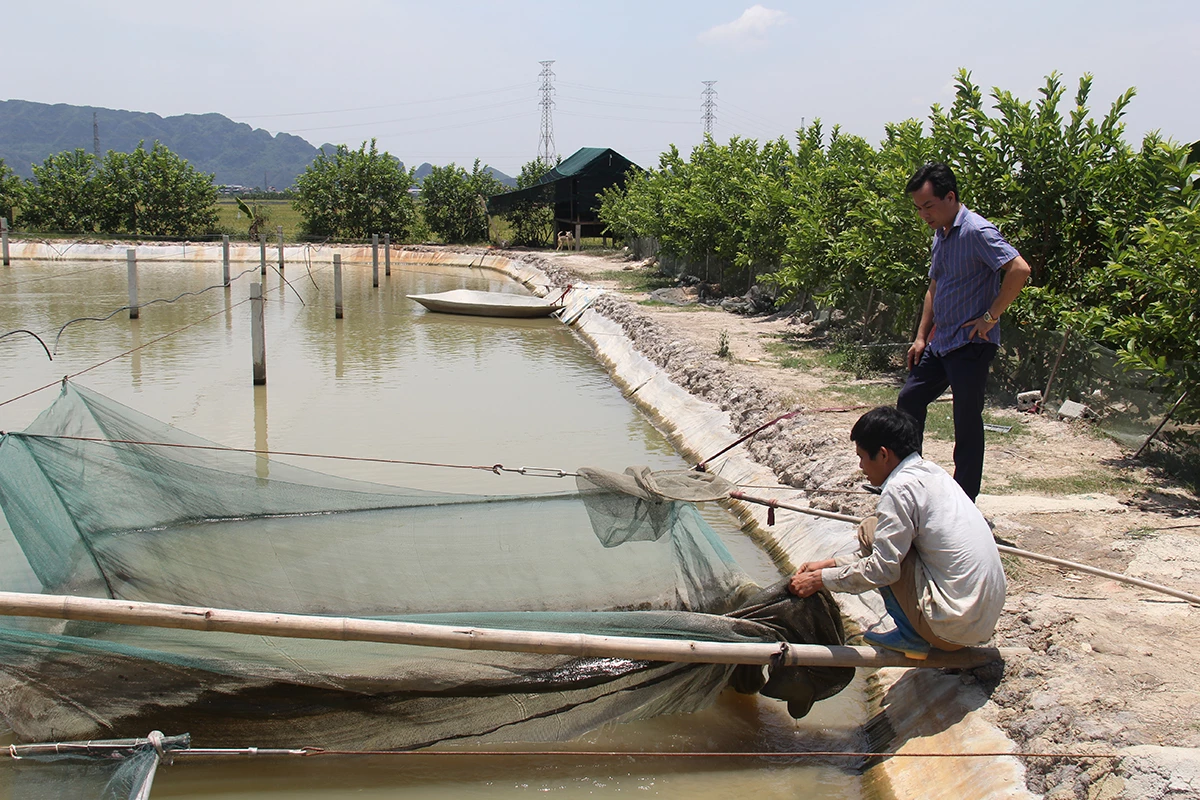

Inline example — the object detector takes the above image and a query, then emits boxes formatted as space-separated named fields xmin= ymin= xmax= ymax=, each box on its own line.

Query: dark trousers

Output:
xmin=896 ymin=342 xmax=997 ymax=501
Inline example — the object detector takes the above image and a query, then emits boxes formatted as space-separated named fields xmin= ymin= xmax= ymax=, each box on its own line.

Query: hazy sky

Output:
xmin=5 ymin=1 xmax=1196 ymax=177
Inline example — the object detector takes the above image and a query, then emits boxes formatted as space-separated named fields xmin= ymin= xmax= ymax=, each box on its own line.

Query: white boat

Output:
xmin=407 ymin=289 xmax=565 ymax=318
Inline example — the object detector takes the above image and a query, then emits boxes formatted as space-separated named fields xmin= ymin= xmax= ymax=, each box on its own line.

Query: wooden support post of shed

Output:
xmin=250 ymin=283 xmax=266 ymax=385
xmin=277 ymin=225 xmax=284 ymax=270
xmin=574 ymin=222 xmax=581 ymax=252
xmin=384 ymin=233 xmax=391 ymax=277
xmin=372 ymin=234 xmax=379 ymax=288
xmin=221 ymin=235 xmax=231 ymax=286
xmin=126 ymin=249 xmax=139 ymax=320
xmin=1 ymin=217 xmax=9 ymax=266
xmin=259 ymin=235 xmax=267 ymax=276
xmin=333 ymin=254 xmax=344 ymax=320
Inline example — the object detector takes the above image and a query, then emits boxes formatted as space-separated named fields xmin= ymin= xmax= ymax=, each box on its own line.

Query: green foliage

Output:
xmin=294 ymin=140 xmax=418 ymax=240
xmin=20 ymin=142 xmax=217 ymax=236
xmin=0 ymin=158 xmax=23 ymax=224
xmin=716 ymin=330 xmax=731 ymax=359
xmin=235 ymin=196 xmax=271 ymax=239
xmin=501 ymin=157 xmax=556 ymax=246
xmin=22 ymin=149 xmax=98 ymax=232
xmin=600 ymin=69 xmax=1199 ymax=416
xmin=420 ymin=159 xmax=505 ymax=244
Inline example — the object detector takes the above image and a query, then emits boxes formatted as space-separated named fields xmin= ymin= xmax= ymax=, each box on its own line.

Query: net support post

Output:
xmin=127 ymin=248 xmax=139 ymax=320
xmin=1 ymin=217 xmax=9 ymax=266
xmin=259 ymin=235 xmax=267 ymax=275
xmin=372 ymin=233 xmax=379 ymax=288
xmin=277 ymin=225 xmax=284 ymax=270
xmin=250 ymin=283 xmax=266 ymax=385
xmin=574 ymin=221 xmax=581 ymax=252
xmin=221 ymin=234 xmax=231 ymax=286
xmin=333 ymin=254 xmax=344 ymax=320
xmin=384 ymin=233 xmax=391 ymax=276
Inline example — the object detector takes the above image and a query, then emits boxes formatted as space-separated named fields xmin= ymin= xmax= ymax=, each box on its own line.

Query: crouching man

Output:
xmin=787 ymin=406 xmax=1005 ymax=659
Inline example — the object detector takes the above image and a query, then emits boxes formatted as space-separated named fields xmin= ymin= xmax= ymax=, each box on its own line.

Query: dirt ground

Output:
xmin=528 ymin=248 xmax=1200 ymax=800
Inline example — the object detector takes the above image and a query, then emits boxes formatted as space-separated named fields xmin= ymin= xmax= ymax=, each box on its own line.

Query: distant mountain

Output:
xmin=413 ymin=162 xmax=516 ymax=188
xmin=0 ymin=99 xmax=515 ymax=191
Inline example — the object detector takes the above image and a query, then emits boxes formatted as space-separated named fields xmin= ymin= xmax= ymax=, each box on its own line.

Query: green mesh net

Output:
xmin=1 ymin=733 xmax=187 ymax=800
xmin=0 ymin=383 xmax=850 ymax=754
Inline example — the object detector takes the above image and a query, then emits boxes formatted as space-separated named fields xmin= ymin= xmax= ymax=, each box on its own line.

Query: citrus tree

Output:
xmin=294 ymin=140 xmax=418 ymax=240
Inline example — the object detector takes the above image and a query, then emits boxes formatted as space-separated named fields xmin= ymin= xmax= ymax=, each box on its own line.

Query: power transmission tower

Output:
xmin=537 ymin=60 xmax=557 ymax=165
xmin=93 ymin=112 xmax=100 ymax=159
xmin=701 ymin=81 xmax=717 ymax=138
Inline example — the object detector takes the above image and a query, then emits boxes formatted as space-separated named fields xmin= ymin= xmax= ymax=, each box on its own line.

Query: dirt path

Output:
xmin=531 ymin=248 xmax=1200 ymax=799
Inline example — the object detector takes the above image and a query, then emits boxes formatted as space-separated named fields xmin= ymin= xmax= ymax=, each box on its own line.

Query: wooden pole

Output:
xmin=1 ymin=217 xmax=9 ymax=266
xmin=372 ymin=233 xmax=379 ymax=288
xmin=730 ymin=491 xmax=1200 ymax=605
xmin=0 ymin=590 xmax=1021 ymax=669
xmin=1134 ymin=389 xmax=1190 ymax=460
xmin=276 ymin=225 xmax=284 ymax=270
xmin=1043 ymin=326 xmax=1073 ymax=406
xmin=259 ymin=235 xmax=267 ymax=276
xmin=126 ymin=249 xmax=139 ymax=320
xmin=574 ymin=221 xmax=582 ymax=252
xmin=250 ymin=283 xmax=266 ymax=385
xmin=333 ymin=254 xmax=343 ymax=320
xmin=384 ymin=233 xmax=391 ymax=277
xmin=221 ymin=234 xmax=231 ymax=286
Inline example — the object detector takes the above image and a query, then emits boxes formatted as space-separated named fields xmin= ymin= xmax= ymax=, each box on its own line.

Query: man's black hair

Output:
xmin=850 ymin=407 xmax=920 ymax=460
xmin=906 ymin=162 xmax=958 ymax=201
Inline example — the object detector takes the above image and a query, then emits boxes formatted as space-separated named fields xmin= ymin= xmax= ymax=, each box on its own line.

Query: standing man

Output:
xmin=897 ymin=163 xmax=1031 ymax=501
xmin=787 ymin=407 xmax=1006 ymax=659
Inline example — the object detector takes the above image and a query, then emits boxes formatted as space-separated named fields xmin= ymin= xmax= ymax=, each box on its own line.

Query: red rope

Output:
xmin=284 ymin=747 xmax=1118 ymax=760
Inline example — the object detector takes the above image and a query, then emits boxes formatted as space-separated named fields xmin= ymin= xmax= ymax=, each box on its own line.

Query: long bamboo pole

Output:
xmin=729 ymin=491 xmax=1200 ymax=606
xmin=0 ymin=590 xmax=1020 ymax=669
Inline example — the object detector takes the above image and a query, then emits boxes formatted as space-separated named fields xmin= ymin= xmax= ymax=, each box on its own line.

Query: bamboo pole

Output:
xmin=1134 ymin=389 xmax=1189 ymax=460
xmin=0 ymin=590 xmax=1020 ymax=668
xmin=730 ymin=491 xmax=1200 ymax=606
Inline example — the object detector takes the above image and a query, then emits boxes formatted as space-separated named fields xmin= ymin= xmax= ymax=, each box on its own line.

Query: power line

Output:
xmin=557 ymin=80 xmax=692 ymax=101
xmin=231 ymin=83 xmax=534 ymax=120
xmin=538 ymin=61 xmax=557 ymax=165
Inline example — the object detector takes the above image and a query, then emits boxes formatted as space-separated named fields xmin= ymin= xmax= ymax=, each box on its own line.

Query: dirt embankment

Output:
xmin=526 ymin=248 xmax=1200 ymax=800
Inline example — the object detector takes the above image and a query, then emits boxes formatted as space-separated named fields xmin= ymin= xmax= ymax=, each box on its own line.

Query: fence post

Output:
xmin=1 ymin=217 xmax=9 ymax=266
xmin=334 ymin=254 xmax=344 ymax=320
xmin=250 ymin=283 xmax=266 ymax=385
xmin=372 ymin=234 xmax=379 ymax=288
xmin=574 ymin=222 xmax=581 ymax=252
xmin=222 ymin=235 xmax=231 ymax=286
xmin=384 ymin=233 xmax=391 ymax=277
xmin=277 ymin=225 xmax=284 ymax=270
xmin=126 ymin=249 xmax=139 ymax=320
xmin=259 ymin=235 xmax=267 ymax=275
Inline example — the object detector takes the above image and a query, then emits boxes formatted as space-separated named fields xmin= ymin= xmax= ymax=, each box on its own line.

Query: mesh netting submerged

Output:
xmin=0 ymin=383 xmax=850 ymax=751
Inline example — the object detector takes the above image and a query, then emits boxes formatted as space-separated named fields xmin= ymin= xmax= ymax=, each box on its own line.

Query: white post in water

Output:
xmin=221 ymin=234 xmax=231 ymax=286
xmin=372 ymin=233 xmax=379 ymax=288
xmin=259 ymin=235 xmax=267 ymax=275
xmin=250 ymin=283 xmax=266 ymax=385
xmin=1 ymin=217 xmax=9 ymax=266
xmin=126 ymin=249 xmax=139 ymax=320
xmin=384 ymin=233 xmax=391 ymax=277
xmin=333 ymin=254 xmax=344 ymax=320
xmin=276 ymin=225 xmax=284 ymax=270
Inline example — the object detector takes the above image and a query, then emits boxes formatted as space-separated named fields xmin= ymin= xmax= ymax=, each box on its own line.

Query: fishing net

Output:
xmin=1 ymin=733 xmax=187 ymax=800
xmin=0 ymin=382 xmax=851 ymax=754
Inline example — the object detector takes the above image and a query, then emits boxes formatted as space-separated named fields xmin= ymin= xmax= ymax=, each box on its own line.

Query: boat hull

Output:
xmin=408 ymin=289 xmax=563 ymax=318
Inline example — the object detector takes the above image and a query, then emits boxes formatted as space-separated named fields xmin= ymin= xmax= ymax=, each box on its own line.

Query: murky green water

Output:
xmin=0 ymin=256 xmax=865 ymax=798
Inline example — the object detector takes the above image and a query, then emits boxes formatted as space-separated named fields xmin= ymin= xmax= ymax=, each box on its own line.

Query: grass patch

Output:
xmin=1000 ymin=552 xmax=1026 ymax=581
xmin=214 ymin=199 xmax=304 ymax=240
xmin=1004 ymin=470 xmax=1139 ymax=495
xmin=1123 ymin=527 xmax=1157 ymax=540
xmin=921 ymin=405 xmax=1029 ymax=442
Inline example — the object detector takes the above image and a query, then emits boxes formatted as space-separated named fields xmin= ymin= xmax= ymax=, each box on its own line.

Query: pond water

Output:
xmin=0 ymin=256 xmax=866 ymax=799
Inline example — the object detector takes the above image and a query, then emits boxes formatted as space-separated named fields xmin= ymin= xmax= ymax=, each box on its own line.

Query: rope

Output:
xmin=0 ymin=330 xmax=52 ymax=361
xmin=52 ymin=266 xmax=262 ymax=352
xmin=0 ymin=296 xmax=253 ymax=410
xmin=165 ymin=746 xmax=1121 ymax=761
xmin=16 ymin=434 xmax=579 ymax=479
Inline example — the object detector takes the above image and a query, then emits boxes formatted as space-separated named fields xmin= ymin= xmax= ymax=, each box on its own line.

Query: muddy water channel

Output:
xmin=0 ymin=257 xmax=867 ymax=799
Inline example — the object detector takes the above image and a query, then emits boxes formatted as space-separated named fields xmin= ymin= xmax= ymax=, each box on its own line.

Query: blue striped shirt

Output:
xmin=927 ymin=206 xmax=1019 ymax=355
